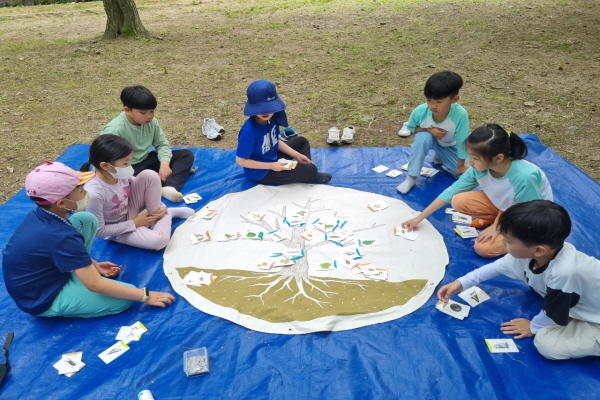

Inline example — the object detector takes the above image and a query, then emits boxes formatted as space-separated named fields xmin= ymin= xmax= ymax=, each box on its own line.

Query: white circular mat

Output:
xmin=164 ymin=184 xmax=448 ymax=334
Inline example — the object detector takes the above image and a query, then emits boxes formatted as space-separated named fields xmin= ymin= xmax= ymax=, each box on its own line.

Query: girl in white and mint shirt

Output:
xmin=402 ymin=123 xmax=553 ymax=258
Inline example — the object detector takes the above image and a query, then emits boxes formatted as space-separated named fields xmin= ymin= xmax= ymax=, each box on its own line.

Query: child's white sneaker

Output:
xmin=327 ymin=127 xmax=340 ymax=145
xmin=398 ymin=122 xmax=411 ymax=137
xmin=202 ymin=118 xmax=224 ymax=140
xmin=340 ymin=126 xmax=355 ymax=144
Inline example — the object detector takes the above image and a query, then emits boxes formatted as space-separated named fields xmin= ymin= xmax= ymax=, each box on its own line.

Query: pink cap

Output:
xmin=25 ymin=161 xmax=92 ymax=205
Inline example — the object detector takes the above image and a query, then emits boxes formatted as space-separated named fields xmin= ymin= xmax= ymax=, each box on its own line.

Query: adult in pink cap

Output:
xmin=1 ymin=161 xmax=175 ymax=318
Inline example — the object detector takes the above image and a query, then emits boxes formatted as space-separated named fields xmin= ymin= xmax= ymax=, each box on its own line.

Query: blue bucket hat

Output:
xmin=244 ymin=80 xmax=288 ymax=127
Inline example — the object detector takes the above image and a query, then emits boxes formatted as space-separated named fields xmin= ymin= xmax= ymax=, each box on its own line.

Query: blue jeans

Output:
xmin=407 ymin=131 xmax=459 ymax=178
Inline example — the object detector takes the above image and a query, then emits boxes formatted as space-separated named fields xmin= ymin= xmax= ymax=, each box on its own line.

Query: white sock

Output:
xmin=168 ymin=207 xmax=195 ymax=219
xmin=397 ymin=176 xmax=417 ymax=194
xmin=161 ymin=186 xmax=183 ymax=202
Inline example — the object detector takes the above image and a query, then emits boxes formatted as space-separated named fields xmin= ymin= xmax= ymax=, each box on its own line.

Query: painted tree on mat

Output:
xmin=177 ymin=197 xmax=430 ymax=323
xmin=102 ymin=0 xmax=148 ymax=39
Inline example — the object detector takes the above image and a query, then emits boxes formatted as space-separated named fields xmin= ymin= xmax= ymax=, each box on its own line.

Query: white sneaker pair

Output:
xmin=398 ymin=122 xmax=411 ymax=137
xmin=202 ymin=118 xmax=225 ymax=140
xmin=327 ymin=126 xmax=355 ymax=145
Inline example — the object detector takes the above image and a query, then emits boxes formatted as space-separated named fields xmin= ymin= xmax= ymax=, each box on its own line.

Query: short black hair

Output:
xmin=28 ymin=196 xmax=52 ymax=209
xmin=120 ymin=86 xmax=157 ymax=110
xmin=498 ymin=200 xmax=571 ymax=249
xmin=423 ymin=71 xmax=463 ymax=99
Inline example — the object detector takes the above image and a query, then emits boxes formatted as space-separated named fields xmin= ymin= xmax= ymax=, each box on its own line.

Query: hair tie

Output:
xmin=507 ymin=130 xmax=512 ymax=136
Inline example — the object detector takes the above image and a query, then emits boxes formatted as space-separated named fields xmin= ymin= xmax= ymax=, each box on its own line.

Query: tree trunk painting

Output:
xmin=102 ymin=0 xmax=149 ymax=39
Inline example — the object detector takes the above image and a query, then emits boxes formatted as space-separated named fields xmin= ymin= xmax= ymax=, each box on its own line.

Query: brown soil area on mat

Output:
xmin=0 ymin=0 xmax=598 ymax=203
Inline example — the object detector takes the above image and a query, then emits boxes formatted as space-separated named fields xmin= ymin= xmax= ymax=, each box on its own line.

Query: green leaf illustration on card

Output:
xmin=320 ymin=262 xmax=332 ymax=269
xmin=246 ymin=232 xmax=256 ymax=237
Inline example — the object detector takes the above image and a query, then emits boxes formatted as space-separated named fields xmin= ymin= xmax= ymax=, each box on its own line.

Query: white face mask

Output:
xmin=108 ymin=164 xmax=135 ymax=180
xmin=64 ymin=192 xmax=90 ymax=212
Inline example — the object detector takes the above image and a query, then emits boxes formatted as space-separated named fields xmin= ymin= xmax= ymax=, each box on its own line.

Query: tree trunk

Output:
xmin=102 ymin=0 xmax=149 ymax=39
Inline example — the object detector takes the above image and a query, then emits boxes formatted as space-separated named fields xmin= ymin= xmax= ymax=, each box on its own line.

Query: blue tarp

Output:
xmin=1 ymin=134 xmax=599 ymax=399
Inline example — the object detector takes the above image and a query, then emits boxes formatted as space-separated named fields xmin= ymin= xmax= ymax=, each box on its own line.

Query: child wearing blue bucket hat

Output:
xmin=235 ymin=80 xmax=332 ymax=185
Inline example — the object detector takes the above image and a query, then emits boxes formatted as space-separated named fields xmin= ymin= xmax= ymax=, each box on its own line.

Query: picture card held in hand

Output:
xmin=435 ymin=299 xmax=470 ymax=320
xmin=278 ymin=158 xmax=298 ymax=169
xmin=458 ymin=286 xmax=491 ymax=307
xmin=393 ymin=226 xmax=420 ymax=241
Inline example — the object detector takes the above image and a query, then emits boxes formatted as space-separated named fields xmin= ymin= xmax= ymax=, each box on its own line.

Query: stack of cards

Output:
xmin=190 ymin=231 xmax=211 ymax=244
xmin=454 ymin=225 xmax=479 ymax=238
xmin=401 ymin=163 xmax=440 ymax=177
xmin=278 ymin=158 xmax=298 ymax=169
xmin=357 ymin=262 xmax=388 ymax=281
xmin=198 ymin=209 xmax=218 ymax=219
xmin=458 ymin=286 xmax=491 ymax=307
xmin=451 ymin=212 xmax=472 ymax=225
xmin=53 ymin=352 xmax=85 ymax=377
xmin=385 ymin=169 xmax=403 ymax=178
xmin=115 ymin=321 xmax=148 ymax=344
xmin=372 ymin=165 xmax=389 ymax=173
xmin=420 ymin=167 xmax=439 ymax=177
xmin=435 ymin=299 xmax=471 ymax=320
xmin=367 ymin=200 xmax=389 ymax=212
xmin=183 ymin=193 xmax=202 ymax=205
xmin=485 ymin=339 xmax=519 ymax=353
xmin=182 ymin=270 xmax=217 ymax=287
xmin=393 ymin=226 xmax=420 ymax=241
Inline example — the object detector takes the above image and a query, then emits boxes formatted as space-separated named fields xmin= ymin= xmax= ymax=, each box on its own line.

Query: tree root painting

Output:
xmin=164 ymin=184 xmax=448 ymax=334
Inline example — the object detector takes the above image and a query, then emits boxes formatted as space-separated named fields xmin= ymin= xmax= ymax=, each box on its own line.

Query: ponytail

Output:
xmin=507 ymin=130 xmax=527 ymax=160
xmin=80 ymin=161 xmax=92 ymax=172
xmin=466 ymin=123 xmax=528 ymax=163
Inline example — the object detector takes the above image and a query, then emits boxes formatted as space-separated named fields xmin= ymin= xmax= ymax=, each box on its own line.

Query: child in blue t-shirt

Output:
xmin=1 ymin=161 xmax=176 ymax=318
xmin=397 ymin=71 xmax=469 ymax=194
xmin=235 ymin=80 xmax=331 ymax=185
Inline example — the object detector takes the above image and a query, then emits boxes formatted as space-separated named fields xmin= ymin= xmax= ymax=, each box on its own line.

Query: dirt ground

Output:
xmin=0 ymin=0 xmax=598 ymax=204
